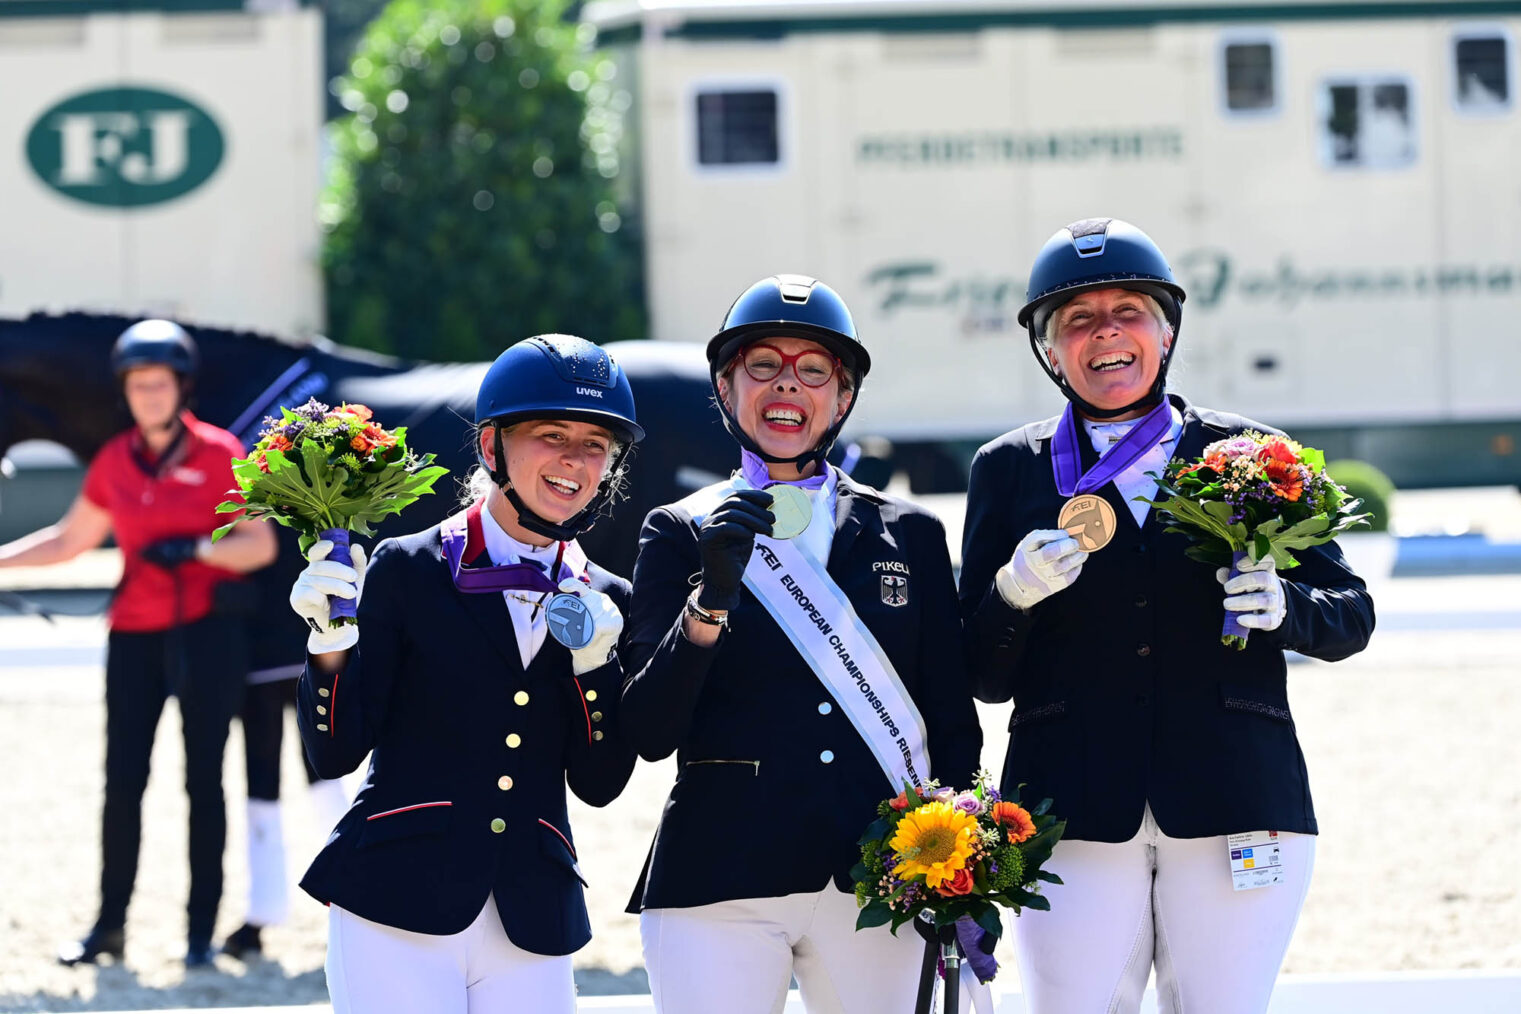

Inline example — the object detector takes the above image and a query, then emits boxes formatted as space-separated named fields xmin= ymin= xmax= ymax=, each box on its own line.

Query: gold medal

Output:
xmin=1057 ymin=494 xmax=1117 ymax=552
xmin=766 ymin=484 xmax=813 ymax=540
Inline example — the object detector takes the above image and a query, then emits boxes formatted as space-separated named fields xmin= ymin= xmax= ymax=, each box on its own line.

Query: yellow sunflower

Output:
xmin=889 ymin=801 xmax=979 ymax=888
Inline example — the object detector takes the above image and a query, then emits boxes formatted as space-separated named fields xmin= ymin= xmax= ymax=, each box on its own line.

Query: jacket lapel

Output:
xmin=827 ymin=470 xmax=890 ymax=573
xmin=431 ymin=529 xmax=524 ymax=674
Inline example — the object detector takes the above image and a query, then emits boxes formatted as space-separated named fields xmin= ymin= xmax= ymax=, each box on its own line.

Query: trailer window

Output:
xmin=695 ymin=89 xmax=779 ymax=166
xmin=1320 ymin=78 xmax=1416 ymax=168
xmin=1222 ymin=40 xmax=1276 ymax=112
xmin=1453 ymin=32 xmax=1511 ymax=110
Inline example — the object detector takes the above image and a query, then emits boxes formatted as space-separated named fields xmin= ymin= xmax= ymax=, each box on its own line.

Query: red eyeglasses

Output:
xmin=737 ymin=344 xmax=840 ymax=388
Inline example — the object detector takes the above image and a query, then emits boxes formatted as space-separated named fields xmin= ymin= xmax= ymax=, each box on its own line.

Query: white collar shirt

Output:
xmin=1083 ymin=404 xmax=1186 ymax=527
xmin=479 ymin=506 xmax=560 ymax=669
xmin=736 ymin=466 xmax=839 ymax=564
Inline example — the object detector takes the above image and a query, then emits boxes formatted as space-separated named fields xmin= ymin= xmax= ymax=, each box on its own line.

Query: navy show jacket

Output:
xmin=958 ymin=396 xmax=1375 ymax=843
xmin=296 ymin=523 xmax=636 ymax=955
xmin=622 ymin=468 xmax=983 ymax=912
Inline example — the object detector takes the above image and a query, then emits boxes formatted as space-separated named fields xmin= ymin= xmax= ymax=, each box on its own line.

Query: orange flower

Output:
xmin=254 ymin=451 xmax=271 ymax=474
xmin=991 ymin=801 xmax=1036 ymax=843
xmin=1262 ymin=458 xmax=1303 ymax=502
xmin=350 ymin=432 xmax=377 ymax=453
xmin=341 ymin=403 xmax=374 ymax=422
xmin=1257 ymin=438 xmax=1299 ymax=467
xmin=266 ymin=434 xmax=292 ymax=452
xmin=934 ymin=867 xmax=975 ymax=897
xmin=889 ymin=790 xmax=911 ymax=812
xmin=364 ymin=422 xmax=397 ymax=448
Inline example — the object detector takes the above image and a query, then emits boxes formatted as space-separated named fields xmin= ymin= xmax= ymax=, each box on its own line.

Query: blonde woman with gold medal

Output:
xmin=959 ymin=220 xmax=1375 ymax=1013
xmin=622 ymin=276 xmax=982 ymax=1013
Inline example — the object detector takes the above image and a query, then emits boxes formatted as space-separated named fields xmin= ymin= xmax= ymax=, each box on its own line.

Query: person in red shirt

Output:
xmin=0 ymin=320 xmax=276 ymax=968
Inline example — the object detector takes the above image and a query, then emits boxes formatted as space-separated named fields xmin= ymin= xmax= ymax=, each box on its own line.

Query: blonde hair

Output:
xmin=458 ymin=421 xmax=628 ymax=509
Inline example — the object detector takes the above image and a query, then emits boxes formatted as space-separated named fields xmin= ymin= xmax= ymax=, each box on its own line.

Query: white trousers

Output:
xmin=642 ymin=886 xmax=926 ymax=1014
xmin=1012 ymin=806 xmax=1315 ymax=1014
xmin=327 ymin=894 xmax=574 ymax=1014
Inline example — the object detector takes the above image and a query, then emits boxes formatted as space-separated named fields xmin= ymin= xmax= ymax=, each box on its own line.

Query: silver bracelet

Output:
xmin=684 ymin=590 xmax=729 ymax=628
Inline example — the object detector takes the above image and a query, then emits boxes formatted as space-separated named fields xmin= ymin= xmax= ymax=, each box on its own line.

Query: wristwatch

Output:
xmin=684 ymin=590 xmax=729 ymax=628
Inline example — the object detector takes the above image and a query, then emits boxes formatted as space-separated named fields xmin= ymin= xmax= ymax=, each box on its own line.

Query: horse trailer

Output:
xmin=0 ymin=0 xmax=323 ymax=337
xmin=584 ymin=0 xmax=1521 ymax=490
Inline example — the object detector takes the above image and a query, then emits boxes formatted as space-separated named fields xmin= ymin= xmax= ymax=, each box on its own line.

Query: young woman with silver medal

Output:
xmin=959 ymin=220 xmax=1375 ymax=1013
xmin=287 ymin=334 xmax=644 ymax=1013
xmin=622 ymin=275 xmax=982 ymax=1013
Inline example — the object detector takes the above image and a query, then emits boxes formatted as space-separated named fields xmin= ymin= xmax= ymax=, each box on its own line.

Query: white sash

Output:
xmin=683 ymin=481 xmax=932 ymax=791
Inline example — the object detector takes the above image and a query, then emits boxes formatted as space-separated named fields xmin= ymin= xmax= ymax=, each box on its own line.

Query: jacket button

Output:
xmin=316 ymin=705 xmax=327 ymax=716
xmin=498 ymin=776 xmax=513 ymax=791
xmin=316 ymin=723 xmax=328 ymax=732
xmin=818 ymin=702 xmax=833 ymax=715
xmin=490 ymin=818 xmax=505 ymax=833
xmin=1136 ymin=644 xmax=1151 ymax=657
xmin=820 ymin=750 xmax=835 ymax=764
xmin=585 ymin=690 xmax=598 ymax=702
xmin=318 ymin=687 xmax=330 ymax=698
xmin=514 ymin=691 xmax=530 ymax=706
xmin=506 ymin=734 xmax=522 ymax=748
xmin=591 ymin=711 xmax=604 ymax=722
xmin=593 ymin=731 xmax=605 ymax=742
xmin=1134 ymin=596 xmax=1148 ymax=608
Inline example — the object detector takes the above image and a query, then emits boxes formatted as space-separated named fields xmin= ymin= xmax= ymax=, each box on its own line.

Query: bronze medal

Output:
xmin=1057 ymin=494 xmax=1117 ymax=552
xmin=766 ymin=484 xmax=813 ymax=540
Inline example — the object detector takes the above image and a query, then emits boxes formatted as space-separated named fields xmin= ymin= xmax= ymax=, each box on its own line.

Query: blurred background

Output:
xmin=0 ymin=0 xmax=1518 ymax=1011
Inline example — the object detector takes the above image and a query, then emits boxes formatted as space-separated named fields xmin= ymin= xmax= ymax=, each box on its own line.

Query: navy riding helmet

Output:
xmin=474 ymin=334 xmax=643 ymax=542
xmin=706 ymin=274 xmax=871 ymax=470
xmin=111 ymin=319 xmax=200 ymax=377
xmin=1017 ymin=218 xmax=1187 ymax=419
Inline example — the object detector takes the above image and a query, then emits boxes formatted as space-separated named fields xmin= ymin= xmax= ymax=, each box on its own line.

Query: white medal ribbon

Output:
xmin=683 ymin=481 xmax=932 ymax=791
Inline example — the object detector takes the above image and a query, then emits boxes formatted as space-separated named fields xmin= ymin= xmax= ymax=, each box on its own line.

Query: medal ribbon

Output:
xmin=739 ymin=448 xmax=828 ymax=491
xmin=1051 ymin=400 xmax=1174 ymax=497
xmin=440 ymin=501 xmax=585 ymax=594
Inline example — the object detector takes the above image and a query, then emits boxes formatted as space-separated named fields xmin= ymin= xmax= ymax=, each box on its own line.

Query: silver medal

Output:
xmin=545 ymin=592 xmax=596 ymax=649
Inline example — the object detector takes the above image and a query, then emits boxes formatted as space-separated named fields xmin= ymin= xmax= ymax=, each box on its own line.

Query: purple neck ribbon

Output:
xmin=739 ymin=448 xmax=828 ymax=491
xmin=1050 ymin=400 xmax=1174 ymax=498
xmin=440 ymin=502 xmax=567 ymax=595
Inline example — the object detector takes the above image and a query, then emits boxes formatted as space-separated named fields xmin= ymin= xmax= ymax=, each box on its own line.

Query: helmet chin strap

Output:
xmin=712 ymin=375 xmax=864 ymax=477
xmin=484 ymin=425 xmax=629 ymax=542
xmin=1025 ymin=328 xmax=1178 ymax=420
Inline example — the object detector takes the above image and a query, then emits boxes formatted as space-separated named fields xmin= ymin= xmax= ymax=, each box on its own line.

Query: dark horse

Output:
xmin=0 ymin=312 xmax=737 ymax=663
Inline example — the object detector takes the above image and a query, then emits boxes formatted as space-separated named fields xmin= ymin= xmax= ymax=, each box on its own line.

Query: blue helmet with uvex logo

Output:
xmin=1018 ymin=218 xmax=1186 ymax=419
xmin=474 ymin=334 xmax=643 ymax=540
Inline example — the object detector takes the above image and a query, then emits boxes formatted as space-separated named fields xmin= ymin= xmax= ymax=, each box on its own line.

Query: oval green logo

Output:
xmin=25 ymin=87 xmax=225 ymax=207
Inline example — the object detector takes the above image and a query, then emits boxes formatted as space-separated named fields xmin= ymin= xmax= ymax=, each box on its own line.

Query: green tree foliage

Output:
xmin=322 ymin=0 xmax=644 ymax=361
xmin=1326 ymin=459 xmax=1395 ymax=533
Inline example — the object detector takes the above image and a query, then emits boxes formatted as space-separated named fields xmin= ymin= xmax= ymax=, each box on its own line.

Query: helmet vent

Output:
xmin=775 ymin=274 xmax=817 ymax=303
xmin=1068 ymin=218 xmax=1112 ymax=258
xmin=536 ymin=333 xmax=612 ymax=387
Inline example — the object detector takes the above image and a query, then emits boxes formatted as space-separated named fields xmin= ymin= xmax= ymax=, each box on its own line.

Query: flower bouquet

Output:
xmin=852 ymin=774 xmax=1065 ymax=1009
xmin=1142 ymin=431 xmax=1371 ymax=648
xmin=212 ymin=398 xmax=449 ymax=625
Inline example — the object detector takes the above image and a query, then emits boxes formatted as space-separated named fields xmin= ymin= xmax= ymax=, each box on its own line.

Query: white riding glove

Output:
xmin=994 ymin=529 xmax=1089 ymax=611
xmin=1217 ymin=554 xmax=1288 ymax=631
xmin=290 ymin=540 xmax=369 ymax=654
xmin=560 ymin=578 xmax=625 ymax=676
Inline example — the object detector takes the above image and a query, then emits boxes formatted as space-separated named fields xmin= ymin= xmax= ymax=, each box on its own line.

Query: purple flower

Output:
xmin=294 ymin=397 xmax=330 ymax=421
xmin=953 ymin=792 xmax=984 ymax=816
xmin=930 ymin=786 xmax=957 ymax=803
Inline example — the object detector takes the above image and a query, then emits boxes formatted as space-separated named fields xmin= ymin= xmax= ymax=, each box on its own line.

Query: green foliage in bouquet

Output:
xmin=1143 ymin=432 xmax=1371 ymax=571
xmin=212 ymin=398 xmax=448 ymax=553
xmin=851 ymin=775 xmax=1065 ymax=942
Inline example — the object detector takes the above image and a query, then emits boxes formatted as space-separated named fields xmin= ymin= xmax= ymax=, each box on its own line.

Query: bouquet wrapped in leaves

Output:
xmin=213 ymin=398 xmax=448 ymax=624
xmin=1143 ymin=431 xmax=1370 ymax=648
xmin=852 ymin=774 xmax=1065 ymax=988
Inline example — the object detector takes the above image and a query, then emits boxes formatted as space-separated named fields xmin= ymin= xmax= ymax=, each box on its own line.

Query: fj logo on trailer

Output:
xmin=25 ymin=87 xmax=225 ymax=208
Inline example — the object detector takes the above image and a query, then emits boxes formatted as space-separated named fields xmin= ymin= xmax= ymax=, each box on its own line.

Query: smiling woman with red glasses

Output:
xmin=620 ymin=275 xmax=981 ymax=1013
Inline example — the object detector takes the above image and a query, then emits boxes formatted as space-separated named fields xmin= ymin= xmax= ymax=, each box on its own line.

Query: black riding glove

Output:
xmin=141 ymin=536 xmax=200 ymax=569
xmin=696 ymin=488 xmax=774 ymax=611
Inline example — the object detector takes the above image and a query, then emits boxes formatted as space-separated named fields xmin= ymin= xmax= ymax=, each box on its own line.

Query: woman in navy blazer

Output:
xmin=622 ymin=276 xmax=982 ymax=1013
xmin=290 ymin=335 xmax=644 ymax=1013
xmin=959 ymin=220 xmax=1375 ymax=1014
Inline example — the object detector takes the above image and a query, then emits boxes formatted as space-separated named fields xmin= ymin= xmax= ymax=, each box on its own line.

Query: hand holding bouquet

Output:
xmin=1142 ymin=431 xmax=1370 ymax=648
xmin=852 ymin=774 xmax=1065 ymax=988
xmin=213 ymin=398 xmax=448 ymax=625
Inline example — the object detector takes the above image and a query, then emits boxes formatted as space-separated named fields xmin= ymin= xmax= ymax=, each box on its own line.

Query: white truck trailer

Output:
xmin=1 ymin=0 xmax=324 ymax=337
xmin=585 ymin=0 xmax=1521 ymax=489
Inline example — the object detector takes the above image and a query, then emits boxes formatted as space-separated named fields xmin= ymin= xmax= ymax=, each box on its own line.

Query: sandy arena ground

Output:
xmin=0 ymin=566 xmax=1517 ymax=1011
